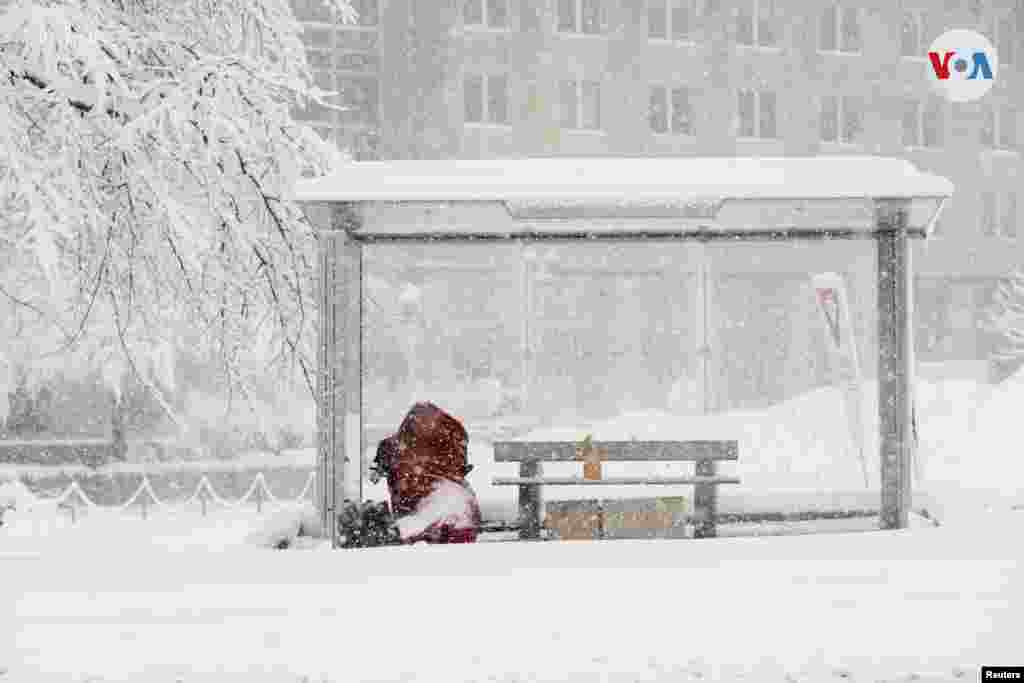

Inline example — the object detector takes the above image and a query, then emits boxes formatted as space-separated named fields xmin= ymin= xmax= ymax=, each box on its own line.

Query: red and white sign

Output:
xmin=812 ymin=273 xmax=869 ymax=488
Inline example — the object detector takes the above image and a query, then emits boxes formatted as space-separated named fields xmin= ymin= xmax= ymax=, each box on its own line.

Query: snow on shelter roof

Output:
xmin=293 ymin=156 xmax=953 ymax=203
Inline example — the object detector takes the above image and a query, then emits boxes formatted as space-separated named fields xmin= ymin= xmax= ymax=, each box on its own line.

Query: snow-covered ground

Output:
xmin=2 ymin=373 xmax=1023 ymax=682
xmin=1 ymin=502 xmax=1020 ymax=682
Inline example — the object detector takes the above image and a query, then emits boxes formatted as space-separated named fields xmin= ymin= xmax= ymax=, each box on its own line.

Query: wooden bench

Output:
xmin=492 ymin=440 xmax=740 ymax=540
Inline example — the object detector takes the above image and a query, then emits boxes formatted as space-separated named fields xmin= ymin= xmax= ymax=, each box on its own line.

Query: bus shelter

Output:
xmin=294 ymin=157 xmax=953 ymax=547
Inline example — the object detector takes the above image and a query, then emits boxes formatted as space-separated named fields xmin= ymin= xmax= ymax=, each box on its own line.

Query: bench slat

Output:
xmin=493 ymin=440 xmax=738 ymax=463
xmin=493 ymin=476 xmax=740 ymax=486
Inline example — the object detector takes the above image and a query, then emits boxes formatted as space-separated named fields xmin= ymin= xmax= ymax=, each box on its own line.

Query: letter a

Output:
xmin=969 ymin=51 xmax=993 ymax=80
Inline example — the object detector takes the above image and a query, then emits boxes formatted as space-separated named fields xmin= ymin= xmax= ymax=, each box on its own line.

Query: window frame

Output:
xmin=335 ymin=74 xmax=380 ymax=127
xmin=464 ymin=73 xmax=512 ymax=126
xmin=295 ymin=22 xmax=381 ymax=137
xmin=981 ymin=191 xmax=998 ymax=237
xmin=558 ymin=0 xmax=604 ymax=36
xmin=295 ymin=0 xmax=379 ymax=26
xmin=900 ymin=9 xmax=928 ymax=61
xmin=463 ymin=0 xmax=511 ymax=32
xmin=981 ymin=105 xmax=1018 ymax=152
xmin=295 ymin=9 xmax=382 ymax=160
xmin=921 ymin=98 xmax=945 ymax=149
xmin=1004 ymin=192 xmax=1019 ymax=239
xmin=902 ymin=98 xmax=944 ymax=150
xmin=647 ymin=0 xmax=699 ymax=44
xmin=818 ymin=94 xmax=863 ymax=146
xmin=351 ymin=0 xmax=380 ymax=27
xmin=736 ymin=88 xmax=778 ymax=140
xmin=901 ymin=99 xmax=921 ymax=148
xmin=981 ymin=192 xmax=1020 ymax=239
xmin=915 ymin=277 xmax=954 ymax=354
xmin=560 ymin=78 xmax=604 ymax=131
xmin=735 ymin=0 xmax=778 ymax=49
xmin=649 ymin=84 xmax=697 ymax=137
xmin=991 ymin=12 xmax=1016 ymax=66
xmin=818 ymin=3 xmax=862 ymax=56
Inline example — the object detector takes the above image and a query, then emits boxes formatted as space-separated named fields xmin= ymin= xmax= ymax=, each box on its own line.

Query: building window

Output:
xmin=1004 ymin=193 xmax=1019 ymax=239
xmin=902 ymin=100 xmax=920 ymax=147
xmin=649 ymin=85 xmax=695 ymax=135
xmin=994 ymin=14 xmax=1016 ymax=66
xmin=902 ymin=99 xmax=943 ymax=148
xmin=922 ymin=99 xmax=943 ymax=148
xmin=737 ymin=89 xmax=777 ymax=139
xmin=488 ymin=75 xmax=509 ymax=124
xmin=464 ymin=75 xmax=484 ymax=123
xmin=336 ymin=76 xmax=379 ymax=125
xmin=464 ymin=0 xmax=508 ymax=29
xmin=304 ymin=27 xmax=331 ymax=48
xmin=900 ymin=10 xmax=926 ymax=58
xmin=819 ymin=95 xmax=863 ymax=144
xmin=293 ymin=14 xmax=381 ymax=157
xmin=560 ymin=79 xmax=602 ymax=130
xmin=296 ymin=69 xmax=334 ymax=121
xmin=464 ymin=74 xmax=510 ymax=125
xmin=982 ymin=192 xmax=1019 ymax=239
xmin=296 ymin=0 xmax=378 ymax=25
xmin=820 ymin=4 xmax=860 ymax=54
xmin=736 ymin=0 xmax=776 ymax=47
xmin=982 ymin=106 xmax=1017 ymax=150
xmin=559 ymin=0 xmax=603 ymax=34
xmin=648 ymin=0 xmax=698 ymax=42
xmin=293 ymin=0 xmax=333 ymax=22
xmin=916 ymin=278 xmax=953 ymax=355
xmin=351 ymin=0 xmax=379 ymax=26
xmin=346 ymin=130 xmax=380 ymax=160
xmin=982 ymin=192 xmax=998 ymax=236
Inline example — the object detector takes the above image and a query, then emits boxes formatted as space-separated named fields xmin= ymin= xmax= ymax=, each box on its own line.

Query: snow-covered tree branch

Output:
xmin=0 ymin=0 xmax=354 ymax=423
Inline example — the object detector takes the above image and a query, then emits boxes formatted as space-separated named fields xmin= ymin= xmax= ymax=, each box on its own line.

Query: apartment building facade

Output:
xmin=294 ymin=0 xmax=1024 ymax=416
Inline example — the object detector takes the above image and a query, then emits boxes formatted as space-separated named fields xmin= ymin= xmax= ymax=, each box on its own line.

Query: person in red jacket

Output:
xmin=369 ymin=402 xmax=481 ymax=545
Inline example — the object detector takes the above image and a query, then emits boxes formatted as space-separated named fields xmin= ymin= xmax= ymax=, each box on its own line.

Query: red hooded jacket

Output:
xmin=373 ymin=402 xmax=481 ymax=544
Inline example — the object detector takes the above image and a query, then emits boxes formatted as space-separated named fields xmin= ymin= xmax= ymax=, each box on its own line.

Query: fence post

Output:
xmin=62 ymin=483 xmax=79 ymax=524
xmin=518 ymin=459 xmax=543 ymax=541
xmin=199 ymin=481 xmax=208 ymax=517
xmin=255 ymin=477 xmax=263 ymax=513
xmin=693 ymin=458 xmax=717 ymax=539
xmin=60 ymin=497 xmax=78 ymax=524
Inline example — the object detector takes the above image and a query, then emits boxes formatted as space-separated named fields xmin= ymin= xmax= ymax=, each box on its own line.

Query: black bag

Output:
xmin=337 ymin=500 xmax=402 ymax=548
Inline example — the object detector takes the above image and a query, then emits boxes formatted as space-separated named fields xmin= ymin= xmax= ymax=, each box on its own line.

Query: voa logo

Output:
xmin=927 ymin=29 xmax=998 ymax=103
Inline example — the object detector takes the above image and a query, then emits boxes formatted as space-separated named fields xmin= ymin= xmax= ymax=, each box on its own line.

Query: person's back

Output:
xmin=369 ymin=402 xmax=480 ymax=545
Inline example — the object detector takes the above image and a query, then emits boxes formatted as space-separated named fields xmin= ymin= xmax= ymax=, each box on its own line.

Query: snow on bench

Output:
xmin=492 ymin=440 xmax=739 ymax=540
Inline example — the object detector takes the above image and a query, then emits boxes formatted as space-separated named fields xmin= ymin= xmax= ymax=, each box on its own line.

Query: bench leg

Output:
xmin=518 ymin=460 xmax=543 ymax=541
xmin=693 ymin=459 xmax=717 ymax=539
